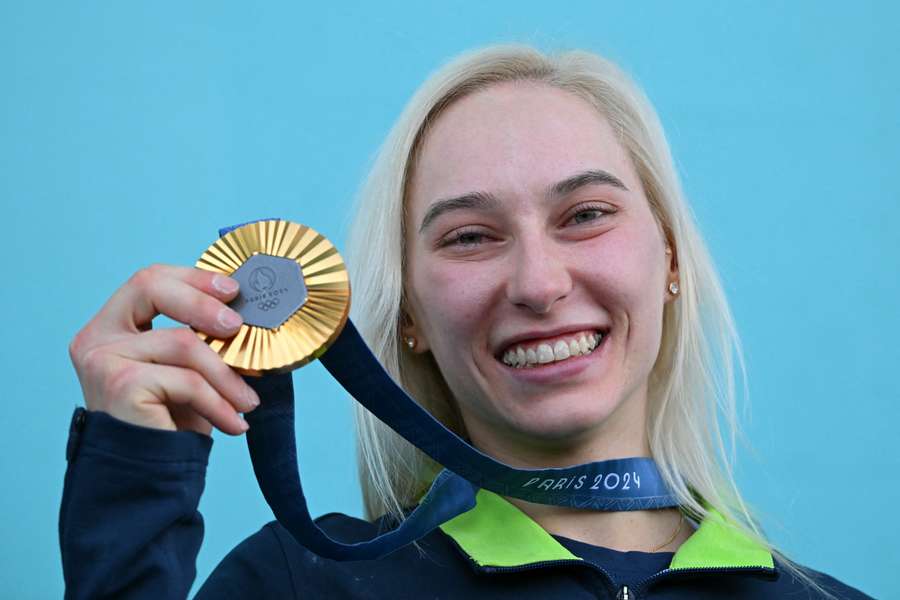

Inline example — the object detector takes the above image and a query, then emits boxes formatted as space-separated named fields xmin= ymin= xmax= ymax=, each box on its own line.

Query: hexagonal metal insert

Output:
xmin=227 ymin=253 xmax=307 ymax=329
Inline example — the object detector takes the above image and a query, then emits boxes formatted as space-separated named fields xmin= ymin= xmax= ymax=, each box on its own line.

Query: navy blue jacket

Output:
xmin=60 ymin=407 xmax=874 ymax=599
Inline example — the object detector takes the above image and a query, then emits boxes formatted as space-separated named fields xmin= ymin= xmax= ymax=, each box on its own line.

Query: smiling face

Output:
xmin=403 ymin=81 xmax=678 ymax=465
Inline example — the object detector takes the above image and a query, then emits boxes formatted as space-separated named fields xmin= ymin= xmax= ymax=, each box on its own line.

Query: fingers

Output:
xmin=92 ymin=264 xmax=244 ymax=342
xmin=110 ymin=326 xmax=260 ymax=415
xmin=141 ymin=362 xmax=251 ymax=436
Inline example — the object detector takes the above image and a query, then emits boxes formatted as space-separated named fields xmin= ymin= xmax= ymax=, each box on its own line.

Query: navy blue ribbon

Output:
xmin=243 ymin=372 xmax=478 ymax=561
xmin=221 ymin=221 xmax=679 ymax=560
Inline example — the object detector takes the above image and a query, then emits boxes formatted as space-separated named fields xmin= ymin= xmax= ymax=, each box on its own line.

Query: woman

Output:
xmin=61 ymin=45 xmax=870 ymax=599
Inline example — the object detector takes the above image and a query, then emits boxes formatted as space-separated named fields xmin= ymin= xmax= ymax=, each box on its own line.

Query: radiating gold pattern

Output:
xmin=193 ymin=219 xmax=351 ymax=376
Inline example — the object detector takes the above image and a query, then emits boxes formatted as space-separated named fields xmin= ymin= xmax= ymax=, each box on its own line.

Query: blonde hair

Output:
xmin=346 ymin=44 xmax=831 ymax=596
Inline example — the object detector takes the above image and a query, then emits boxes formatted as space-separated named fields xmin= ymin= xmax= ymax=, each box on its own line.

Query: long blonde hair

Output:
xmin=346 ymin=44 xmax=828 ymax=595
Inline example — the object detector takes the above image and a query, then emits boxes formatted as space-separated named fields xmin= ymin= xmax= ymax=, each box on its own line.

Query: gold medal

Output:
xmin=193 ymin=219 xmax=350 ymax=376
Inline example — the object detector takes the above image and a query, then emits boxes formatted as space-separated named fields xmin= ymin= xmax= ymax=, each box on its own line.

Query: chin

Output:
xmin=503 ymin=399 xmax=621 ymax=447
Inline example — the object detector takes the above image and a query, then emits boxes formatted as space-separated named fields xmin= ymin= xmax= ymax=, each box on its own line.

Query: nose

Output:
xmin=505 ymin=233 xmax=573 ymax=315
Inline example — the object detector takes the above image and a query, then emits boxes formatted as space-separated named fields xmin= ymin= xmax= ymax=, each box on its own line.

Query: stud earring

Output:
xmin=668 ymin=281 xmax=680 ymax=295
xmin=405 ymin=337 xmax=416 ymax=350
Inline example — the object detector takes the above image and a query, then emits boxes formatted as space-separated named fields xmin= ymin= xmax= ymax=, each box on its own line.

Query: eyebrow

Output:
xmin=418 ymin=169 xmax=628 ymax=233
xmin=551 ymin=169 xmax=628 ymax=197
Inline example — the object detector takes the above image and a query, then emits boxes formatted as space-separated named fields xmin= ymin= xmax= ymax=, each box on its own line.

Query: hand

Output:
xmin=68 ymin=263 xmax=261 ymax=436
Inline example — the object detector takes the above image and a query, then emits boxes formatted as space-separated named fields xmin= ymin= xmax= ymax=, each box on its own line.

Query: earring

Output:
xmin=405 ymin=336 xmax=416 ymax=350
xmin=668 ymin=281 xmax=680 ymax=295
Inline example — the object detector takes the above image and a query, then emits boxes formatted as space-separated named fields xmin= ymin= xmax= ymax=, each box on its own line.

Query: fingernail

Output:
xmin=213 ymin=274 xmax=239 ymax=294
xmin=238 ymin=419 xmax=249 ymax=433
xmin=245 ymin=387 xmax=260 ymax=409
xmin=218 ymin=307 xmax=243 ymax=329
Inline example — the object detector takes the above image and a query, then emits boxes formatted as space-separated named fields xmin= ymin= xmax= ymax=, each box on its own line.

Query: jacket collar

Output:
xmin=439 ymin=488 xmax=775 ymax=572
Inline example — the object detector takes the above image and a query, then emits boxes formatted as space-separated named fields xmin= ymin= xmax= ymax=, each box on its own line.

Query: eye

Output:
xmin=438 ymin=227 xmax=491 ymax=248
xmin=564 ymin=202 xmax=615 ymax=226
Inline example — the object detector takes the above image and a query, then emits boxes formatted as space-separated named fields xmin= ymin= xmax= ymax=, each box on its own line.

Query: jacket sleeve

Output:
xmin=59 ymin=406 xmax=213 ymax=600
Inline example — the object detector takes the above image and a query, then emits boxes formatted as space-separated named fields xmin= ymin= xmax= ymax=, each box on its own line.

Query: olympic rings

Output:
xmin=257 ymin=298 xmax=281 ymax=311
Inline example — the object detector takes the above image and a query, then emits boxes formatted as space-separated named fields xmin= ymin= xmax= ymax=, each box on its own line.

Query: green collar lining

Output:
xmin=439 ymin=488 xmax=774 ymax=571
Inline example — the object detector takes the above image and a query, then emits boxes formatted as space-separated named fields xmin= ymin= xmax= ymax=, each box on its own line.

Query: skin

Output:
xmin=402 ymin=81 xmax=692 ymax=551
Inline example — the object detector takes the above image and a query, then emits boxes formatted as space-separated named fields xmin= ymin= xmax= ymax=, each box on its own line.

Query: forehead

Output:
xmin=409 ymin=81 xmax=638 ymax=206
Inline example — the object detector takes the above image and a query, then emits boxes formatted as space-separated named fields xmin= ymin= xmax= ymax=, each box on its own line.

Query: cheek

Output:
xmin=581 ymin=224 xmax=667 ymax=323
xmin=412 ymin=260 xmax=498 ymax=343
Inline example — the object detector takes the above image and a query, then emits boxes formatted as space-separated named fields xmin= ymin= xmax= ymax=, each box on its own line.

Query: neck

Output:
xmin=506 ymin=497 xmax=692 ymax=553
xmin=465 ymin=387 xmax=695 ymax=553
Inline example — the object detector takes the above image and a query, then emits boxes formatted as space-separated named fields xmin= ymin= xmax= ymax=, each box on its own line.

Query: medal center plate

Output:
xmin=228 ymin=253 xmax=307 ymax=329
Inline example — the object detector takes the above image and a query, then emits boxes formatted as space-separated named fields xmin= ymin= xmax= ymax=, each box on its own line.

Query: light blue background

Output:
xmin=2 ymin=2 xmax=897 ymax=598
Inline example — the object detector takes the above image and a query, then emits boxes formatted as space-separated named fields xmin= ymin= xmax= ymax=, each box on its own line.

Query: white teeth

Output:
xmin=578 ymin=335 xmax=589 ymax=354
xmin=500 ymin=331 xmax=606 ymax=367
xmin=569 ymin=339 xmax=580 ymax=356
xmin=553 ymin=340 xmax=570 ymax=361
xmin=536 ymin=344 xmax=554 ymax=363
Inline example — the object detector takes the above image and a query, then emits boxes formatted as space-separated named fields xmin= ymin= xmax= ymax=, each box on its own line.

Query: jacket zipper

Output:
xmin=631 ymin=565 xmax=777 ymax=596
xmin=481 ymin=558 xmax=622 ymax=597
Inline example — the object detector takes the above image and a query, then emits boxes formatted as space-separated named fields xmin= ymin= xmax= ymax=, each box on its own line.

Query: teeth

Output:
xmin=553 ymin=340 xmax=570 ymax=361
xmin=536 ymin=344 xmax=554 ymax=363
xmin=500 ymin=331 xmax=605 ymax=368
xmin=568 ymin=339 xmax=580 ymax=356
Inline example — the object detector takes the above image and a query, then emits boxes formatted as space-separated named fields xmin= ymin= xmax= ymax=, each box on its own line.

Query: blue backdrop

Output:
xmin=1 ymin=2 xmax=896 ymax=598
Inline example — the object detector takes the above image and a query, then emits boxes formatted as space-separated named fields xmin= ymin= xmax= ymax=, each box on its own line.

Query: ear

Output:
xmin=400 ymin=308 xmax=431 ymax=353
